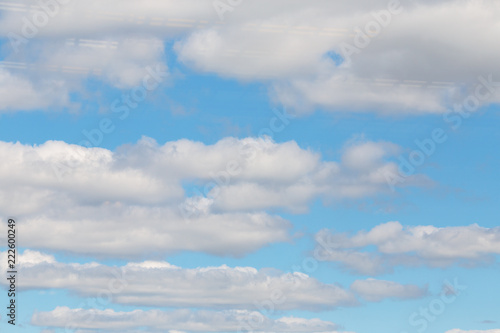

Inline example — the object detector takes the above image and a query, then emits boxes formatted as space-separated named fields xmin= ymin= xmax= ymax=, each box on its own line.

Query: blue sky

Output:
xmin=0 ymin=1 xmax=499 ymax=333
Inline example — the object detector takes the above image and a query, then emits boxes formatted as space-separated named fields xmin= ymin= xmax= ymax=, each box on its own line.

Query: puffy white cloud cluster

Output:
xmin=31 ymin=306 xmax=344 ymax=333
xmin=0 ymin=137 xmax=417 ymax=257
xmin=315 ymin=222 xmax=500 ymax=275
xmin=0 ymin=250 xmax=357 ymax=310
xmin=0 ymin=68 xmax=70 ymax=112
xmin=174 ymin=0 xmax=500 ymax=113
xmin=0 ymin=36 xmax=167 ymax=112
xmin=1 ymin=0 xmax=499 ymax=113
xmin=40 ymin=38 xmax=166 ymax=89
xmin=12 ymin=250 xmax=427 ymax=332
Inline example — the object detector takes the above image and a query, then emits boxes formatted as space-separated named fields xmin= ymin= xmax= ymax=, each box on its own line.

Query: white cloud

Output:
xmin=0 ymin=0 xmax=214 ymax=39
xmin=2 ymin=0 xmax=499 ymax=113
xmin=2 ymin=250 xmax=357 ymax=310
xmin=315 ymin=222 xmax=500 ymax=275
xmin=0 ymin=137 xmax=423 ymax=257
xmin=350 ymin=278 xmax=427 ymax=302
xmin=31 ymin=307 xmax=344 ymax=333
xmin=0 ymin=37 xmax=167 ymax=111
xmin=0 ymin=69 xmax=71 ymax=112
xmin=38 ymin=38 xmax=166 ymax=89
xmin=14 ymin=207 xmax=290 ymax=257
xmin=173 ymin=0 xmax=500 ymax=113
xmin=271 ymin=73 xmax=455 ymax=114
xmin=0 ymin=38 xmax=168 ymax=112
xmin=14 ymin=249 xmax=56 ymax=266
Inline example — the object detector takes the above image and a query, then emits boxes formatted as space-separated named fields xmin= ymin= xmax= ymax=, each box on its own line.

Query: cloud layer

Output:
xmin=31 ymin=307 xmax=345 ymax=333
xmin=1 ymin=250 xmax=357 ymax=310
xmin=315 ymin=221 xmax=500 ymax=275
xmin=0 ymin=137 xmax=419 ymax=257
xmin=1 ymin=0 xmax=500 ymax=113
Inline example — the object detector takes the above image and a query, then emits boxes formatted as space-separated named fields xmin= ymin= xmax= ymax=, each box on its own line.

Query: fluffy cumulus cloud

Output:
xmin=0 ymin=36 xmax=167 ymax=111
xmin=315 ymin=222 xmax=500 ymax=275
xmin=0 ymin=250 xmax=357 ymax=310
xmin=1 ymin=2 xmax=168 ymax=111
xmin=350 ymin=278 xmax=427 ymax=302
xmin=1 ymin=0 xmax=499 ymax=113
xmin=0 ymin=56 xmax=165 ymax=114
xmin=38 ymin=38 xmax=166 ymax=89
xmin=0 ymin=68 xmax=71 ymax=112
xmin=0 ymin=137 xmax=422 ymax=257
xmin=10 ymin=207 xmax=289 ymax=257
xmin=0 ymin=0 xmax=215 ymax=39
xmin=174 ymin=0 xmax=500 ymax=113
xmin=31 ymin=307 xmax=345 ymax=333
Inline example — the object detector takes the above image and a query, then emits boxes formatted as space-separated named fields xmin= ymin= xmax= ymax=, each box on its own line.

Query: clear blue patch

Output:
xmin=326 ymin=51 xmax=345 ymax=66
